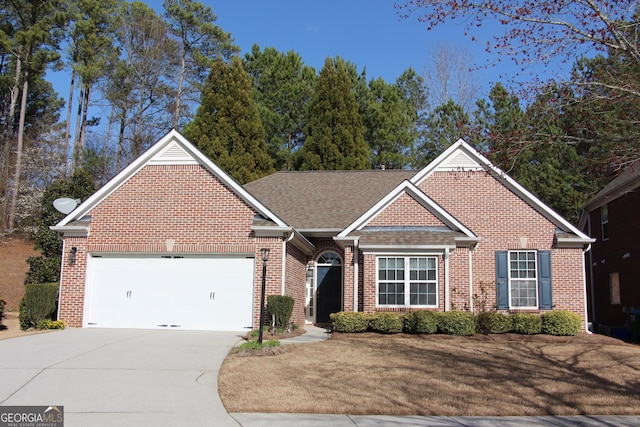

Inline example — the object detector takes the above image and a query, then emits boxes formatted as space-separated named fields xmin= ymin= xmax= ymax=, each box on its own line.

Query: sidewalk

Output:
xmin=229 ymin=414 xmax=640 ymax=426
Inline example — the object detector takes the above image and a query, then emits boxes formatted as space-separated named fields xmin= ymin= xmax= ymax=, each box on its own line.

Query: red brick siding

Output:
xmin=417 ymin=170 xmax=586 ymax=322
xmin=58 ymin=164 xmax=284 ymax=329
xmin=285 ymin=243 xmax=308 ymax=327
xmin=368 ymin=192 xmax=445 ymax=227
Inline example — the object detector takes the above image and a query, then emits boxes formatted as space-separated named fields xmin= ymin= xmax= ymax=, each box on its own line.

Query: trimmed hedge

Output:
xmin=511 ymin=313 xmax=542 ymax=335
xmin=437 ymin=311 xmax=476 ymax=336
xmin=404 ymin=310 xmax=438 ymax=334
xmin=267 ymin=295 xmax=295 ymax=330
xmin=19 ymin=283 xmax=59 ymax=330
xmin=476 ymin=311 xmax=512 ymax=334
xmin=369 ymin=312 xmax=404 ymax=334
xmin=330 ymin=312 xmax=370 ymax=333
xmin=542 ymin=310 xmax=582 ymax=336
xmin=330 ymin=310 xmax=583 ymax=337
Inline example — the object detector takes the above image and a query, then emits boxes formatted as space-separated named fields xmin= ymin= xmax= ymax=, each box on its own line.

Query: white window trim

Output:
xmin=508 ymin=250 xmax=539 ymax=310
xmin=376 ymin=255 xmax=439 ymax=308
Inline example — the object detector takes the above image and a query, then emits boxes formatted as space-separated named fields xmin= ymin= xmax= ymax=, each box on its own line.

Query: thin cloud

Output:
xmin=305 ymin=24 xmax=320 ymax=32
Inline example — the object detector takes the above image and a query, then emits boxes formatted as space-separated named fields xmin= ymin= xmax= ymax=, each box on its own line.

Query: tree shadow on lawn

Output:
xmin=220 ymin=332 xmax=640 ymax=416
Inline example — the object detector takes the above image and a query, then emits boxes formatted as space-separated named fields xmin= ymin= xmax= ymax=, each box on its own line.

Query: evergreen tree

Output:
xmin=363 ymin=77 xmax=413 ymax=169
xmin=163 ymin=0 xmax=238 ymax=129
xmin=25 ymin=170 xmax=95 ymax=284
xmin=298 ymin=57 xmax=369 ymax=170
xmin=414 ymin=100 xmax=470 ymax=167
xmin=243 ymin=44 xmax=316 ymax=171
xmin=184 ymin=57 xmax=273 ymax=184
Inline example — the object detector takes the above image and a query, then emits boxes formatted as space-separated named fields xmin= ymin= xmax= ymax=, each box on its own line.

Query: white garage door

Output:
xmin=85 ymin=255 xmax=255 ymax=331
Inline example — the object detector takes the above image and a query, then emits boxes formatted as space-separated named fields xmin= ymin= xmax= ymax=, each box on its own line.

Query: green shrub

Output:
xmin=330 ymin=312 xmax=370 ymax=333
xmin=403 ymin=310 xmax=438 ymax=334
xmin=511 ymin=313 xmax=542 ymax=335
xmin=437 ymin=311 xmax=476 ymax=336
xmin=267 ymin=295 xmax=295 ymax=330
xmin=37 ymin=319 xmax=66 ymax=330
xmin=541 ymin=310 xmax=582 ymax=336
xmin=19 ymin=283 xmax=59 ymax=330
xmin=476 ymin=311 xmax=512 ymax=334
xmin=369 ymin=312 xmax=404 ymax=334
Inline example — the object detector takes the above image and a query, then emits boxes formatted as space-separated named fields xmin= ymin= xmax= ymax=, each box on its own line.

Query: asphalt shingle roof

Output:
xmin=244 ymin=170 xmax=418 ymax=230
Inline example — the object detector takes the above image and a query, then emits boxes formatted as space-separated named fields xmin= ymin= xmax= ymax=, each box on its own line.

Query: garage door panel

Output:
xmin=86 ymin=256 xmax=255 ymax=331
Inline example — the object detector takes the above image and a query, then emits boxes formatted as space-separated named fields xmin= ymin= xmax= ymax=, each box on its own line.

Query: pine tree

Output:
xmin=184 ymin=57 xmax=273 ymax=184
xmin=243 ymin=44 xmax=316 ymax=171
xmin=363 ymin=77 xmax=413 ymax=169
xmin=299 ymin=57 xmax=369 ymax=170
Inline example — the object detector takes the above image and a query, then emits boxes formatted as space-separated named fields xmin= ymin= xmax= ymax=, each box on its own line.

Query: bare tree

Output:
xmin=423 ymin=42 xmax=481 ymax=111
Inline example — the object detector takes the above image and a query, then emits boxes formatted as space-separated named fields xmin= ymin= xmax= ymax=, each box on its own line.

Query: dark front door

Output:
xmin=316 ymin=265 xmax=342 ymax=324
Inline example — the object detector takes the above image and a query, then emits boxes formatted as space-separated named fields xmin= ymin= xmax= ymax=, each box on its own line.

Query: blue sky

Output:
xmin=48 ymin=1 xmax=569 ymax=129
xmin=209 ymin=1 xmax=561 ymax=98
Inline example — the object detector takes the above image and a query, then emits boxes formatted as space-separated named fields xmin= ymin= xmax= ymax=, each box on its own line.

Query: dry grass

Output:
xmin=219 ymin=332 xmax=640 ymax=416
xmin=0 ymin=238 xmax=37 ymax=310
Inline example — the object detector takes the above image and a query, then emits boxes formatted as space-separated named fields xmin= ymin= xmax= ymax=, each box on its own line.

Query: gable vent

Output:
xmin=150 ymin=141 xmax=197 ymax=165
xmin=436 ymin=151 xmax=482 ymax=172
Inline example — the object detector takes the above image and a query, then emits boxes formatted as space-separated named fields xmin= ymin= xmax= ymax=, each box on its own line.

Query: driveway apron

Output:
xmin=0 ymin=328 xmax=242 ymax=427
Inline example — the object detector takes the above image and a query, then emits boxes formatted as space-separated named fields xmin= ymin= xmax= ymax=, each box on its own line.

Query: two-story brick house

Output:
xmin=579 ymin=161 xmax=640 ymax=331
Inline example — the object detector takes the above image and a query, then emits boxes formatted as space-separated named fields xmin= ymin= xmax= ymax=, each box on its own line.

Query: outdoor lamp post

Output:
xmin=258 ymin=247 xmax=270 ymax=344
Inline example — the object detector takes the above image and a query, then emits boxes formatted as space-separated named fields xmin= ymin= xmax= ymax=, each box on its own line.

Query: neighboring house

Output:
xmin=52 ymin=130 xmax=594 ymax=331
xmin=579 ymin=161 xmax=640 ymax=330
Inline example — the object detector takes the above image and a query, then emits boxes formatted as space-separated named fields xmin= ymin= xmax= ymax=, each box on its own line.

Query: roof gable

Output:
xmin=244 ymin=169 xmax=417 ymax=231
xmin=53 ymin=130 xmax=287 ymax=230
xmin=338 ymin=180 xmax=476 ymax=240
xmin=412 ymin=139 xmax=593 ymax=243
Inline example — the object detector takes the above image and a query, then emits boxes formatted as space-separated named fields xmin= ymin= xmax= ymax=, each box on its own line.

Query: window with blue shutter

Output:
xmin=495 ymin=251 xmax=509 ymax=310
xmin=537 ymin=251 xmax=552 ymax=310
xmin=495 ymin=250 xmax=553 ymax=310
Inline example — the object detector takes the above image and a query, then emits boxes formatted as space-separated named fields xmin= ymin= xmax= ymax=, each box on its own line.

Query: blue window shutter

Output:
xmin=495 ymin=251 xmax=509 ymax=310
xmin=538 ymin=251 xmax=553 ymax=310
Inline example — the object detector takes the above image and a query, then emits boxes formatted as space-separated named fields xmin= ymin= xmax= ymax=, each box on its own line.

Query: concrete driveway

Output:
xmin=0 ymin=328 xmax=243 ymax=427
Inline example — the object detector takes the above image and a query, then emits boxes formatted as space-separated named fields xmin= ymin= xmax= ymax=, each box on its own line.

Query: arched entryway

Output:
xmin=314 ymin=251 xmax=343 ymax=324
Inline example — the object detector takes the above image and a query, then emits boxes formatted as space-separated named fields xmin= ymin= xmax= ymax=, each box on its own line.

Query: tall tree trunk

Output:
xmin=7 ymin=67 xmax=29 ymax=234
xmin=64 ymin=68 xmax=76 ymax=177
xmin=116 ymin=115 xmax=125 ymax=172
xmin=71 ymin=86 xmax=84 ymax=173
xmin=173 ymin=54 xmax=187 ymax=129
xmin=1 ymin=58 xmax=21 ymax=230
xmin=77 ymin=83 xmax=92 ymax=167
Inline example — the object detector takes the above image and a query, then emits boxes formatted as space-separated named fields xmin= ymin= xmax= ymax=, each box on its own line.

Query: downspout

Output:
xmin=444 ymin=248 xmax=450 ymax=312
xmin=583 ymin=243 xmax=592 ymax=334
xmin=468 ymin=247 xmax=474 ymax=313
xmin=282 ymin=231 xmax=295 ymax=295
xmin=57 ymin=238 xmax=67 ymax=324
xmin=353 ymin=240 xmax=359 ymax=312
xmin=586 ymin=215 xmax=596 ymax=332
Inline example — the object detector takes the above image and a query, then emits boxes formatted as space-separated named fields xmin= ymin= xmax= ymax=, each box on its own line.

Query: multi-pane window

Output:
xmin=378 ymin=256 xmax=437 ymax=307
xmin=509 ymin=251 xmax=538 ymax=308
xmin=601 ymin=205 xmax=609 ymax=241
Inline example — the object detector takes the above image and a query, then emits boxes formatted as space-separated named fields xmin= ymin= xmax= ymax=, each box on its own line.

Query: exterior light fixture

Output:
xmin=258 ymin=248 xmax=270 ymax=344
xmin=68 ymin=247 xmax=78 ymax=266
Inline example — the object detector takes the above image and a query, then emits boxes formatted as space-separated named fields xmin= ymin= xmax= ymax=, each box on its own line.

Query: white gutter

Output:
xmin=282 ymin=231 xmax=295 ymax=295
xmin=353 ymin=240 xmax=359 ymax=312
xmin=444 ymin=248 xmax=450 ymax=312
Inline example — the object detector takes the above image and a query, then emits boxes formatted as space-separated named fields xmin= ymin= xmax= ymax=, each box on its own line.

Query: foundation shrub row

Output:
xmin=330 ymin=310 xmax=582 ymax=336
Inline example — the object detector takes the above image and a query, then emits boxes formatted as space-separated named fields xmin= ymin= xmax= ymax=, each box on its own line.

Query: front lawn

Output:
xmin=219 ymin=332 xmax=640 ymax=416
